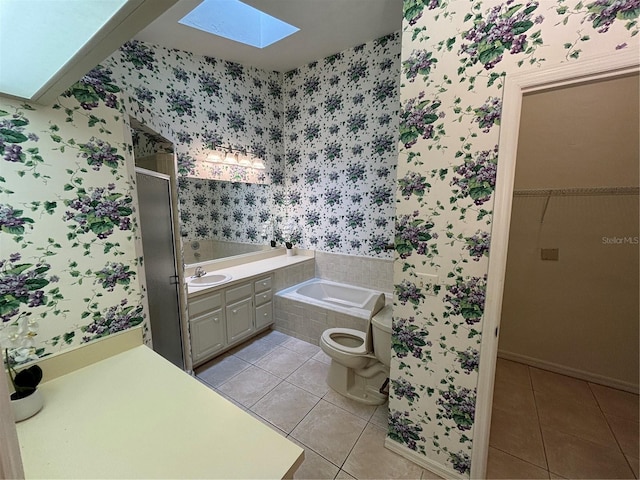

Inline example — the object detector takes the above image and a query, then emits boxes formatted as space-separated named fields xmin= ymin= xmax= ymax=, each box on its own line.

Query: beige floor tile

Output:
xmin=313 ymin=349 xmax=332 ymax=365
xmin=291 ymin=400 xmax=366 ymax=467
xmin=323 ymin=388 xmax=377 ymax=421
xmin=530 ymin=368 xmax=597 ymax=406
xmin=489 ymin=406 xmax=547 ymax=469
xmin=195 ymin=353 xmax=250 ymax=387
xmin=541 ymin=425 xmax=634 ymax=479
xmin=335 ymin=469 xmax=356 ymax=479
xmin=492 ymin=378 xmax=537 ymax=414
xmin=287 ymin=358 xmax=331 ymax=397
xmin=626 ymin=455 xmax=639 ymax=478
xmin=549 ymin=473 xmax=566 ymax=479
xmin=217 ymin=365 xmax=281 ymax=407
xmin=591 ymin=384 xmax=640 ymax=423
xmin=535 ymin=390 xmax=617 ymax=448
xmin=606 ymin=414 xmax=639 ymax=459
xmin=255 ymin=346 xmax=309 ymax=378
xmin=421 ymin=468 xmax=444 ymax=479
xmin=245 ymin=409 xmax=288 ymax=437
xmin=229 ymin=336 xmax=280 ymax=363
xmin=283 ymin=336 xmax=322 ymax=359
xmin=260 ymin=328 xmax=291 ymax=345
xmin=288 ymin=438 xmax=340 ymax=480
xmin=495 ymin=358 xmax=532 ymax=389
xmin=251 ymin=381 xmax=320 ymax=433
xmin=486 ymin=447 xmax=549 ymax=479
xmin=370 ymin=402 xmax=389 ymax=429
xmin=342 ymin=423 xmax=424 ymax=479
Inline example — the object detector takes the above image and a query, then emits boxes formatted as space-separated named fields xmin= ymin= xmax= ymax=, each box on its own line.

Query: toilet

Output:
xmin=320 ymin=297 xmax=392 ymax=406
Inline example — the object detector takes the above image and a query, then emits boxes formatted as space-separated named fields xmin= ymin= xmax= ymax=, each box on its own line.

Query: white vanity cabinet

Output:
xmin=225 ymin=283 xmax=253 ymax=344
xmin=188 ymin=292 xmax=225 ymax=364
xmin=188 ymin=274 xmax=274 ymax=367
xmin=254 ymin=276 xmax=274 ymax=330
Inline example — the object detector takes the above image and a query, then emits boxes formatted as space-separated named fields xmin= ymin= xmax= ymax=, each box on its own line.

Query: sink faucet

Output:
xmin=193 ymin=266 xmax=206 ymax=278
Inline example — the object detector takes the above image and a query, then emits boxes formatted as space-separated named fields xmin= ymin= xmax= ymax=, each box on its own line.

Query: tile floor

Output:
xmin=195 ymin=331 xmax=639 ymax=479
xmin=195 ymin=329 xmax=441 ymax=480
xmin=488 ymin=357 xmax=639 ymax=479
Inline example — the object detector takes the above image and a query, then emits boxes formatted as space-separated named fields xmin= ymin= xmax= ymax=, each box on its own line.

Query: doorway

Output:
xmin=471 ymin=50 xmax=640 ymax=479
xmin=488 ymin=73 xmax=639 ymax=478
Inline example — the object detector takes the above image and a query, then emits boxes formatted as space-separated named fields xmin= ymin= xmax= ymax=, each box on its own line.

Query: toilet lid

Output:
xmin=322 ymin=328 xmax=368 ymax=355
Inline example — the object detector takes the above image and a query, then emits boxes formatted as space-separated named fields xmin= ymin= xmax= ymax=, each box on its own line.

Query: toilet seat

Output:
xmin=321 ymin=328 xmax=368 ymax=355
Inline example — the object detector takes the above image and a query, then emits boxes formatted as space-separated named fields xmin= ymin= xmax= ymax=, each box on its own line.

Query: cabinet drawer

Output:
xmin=225 ymin=283 xmax=252 ymax=304
xmin=188 ymin=292 xmax=222 ymax=317
xmin=254 ymin=276 xmax=272 ymax=293
xmin=254 ymin=289 xmax=272 ymax=307
xmin=255 ymin=302 xmax=273 ymax=329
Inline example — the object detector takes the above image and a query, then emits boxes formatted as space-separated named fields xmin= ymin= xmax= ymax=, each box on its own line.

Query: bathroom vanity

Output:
xmin=187 ymin=253 xmax=313 ymax=367
xmin=189 ymin=274 xmax=273 ymax=365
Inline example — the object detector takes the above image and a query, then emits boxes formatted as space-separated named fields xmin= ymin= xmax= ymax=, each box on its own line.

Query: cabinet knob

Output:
xmin=263 ymin=313 xmax=268 ymax=317
xmin=232 ymin=309 xmax=237 ymax=314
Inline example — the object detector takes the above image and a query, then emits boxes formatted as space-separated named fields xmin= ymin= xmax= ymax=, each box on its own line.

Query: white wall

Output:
xmin=499 ymin=74 xmax=640 ymax=391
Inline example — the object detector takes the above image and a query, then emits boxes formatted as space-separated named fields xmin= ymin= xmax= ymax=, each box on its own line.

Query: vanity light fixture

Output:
xmin=252 ymin=157 xmax=265 ymax=170
xmin=207 ymin=152 xmax=222 ymax=163
xmin=238 ymin=155 xmax=253 ymax=167
xmin=206 ymin=145 xmax=266 ymax=170
xmin=223 ymin=151 xmax=238 ymax=165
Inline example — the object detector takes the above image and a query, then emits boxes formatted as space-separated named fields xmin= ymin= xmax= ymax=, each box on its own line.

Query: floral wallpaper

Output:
xmin=178 ymin=177 xmax=273 ymax=243
xmin=104 ymin=34 xmax=401 ymax=257
xmin=389 ymin=0 xmax=638 ymax=476
xmin=104 ymin=41 xmax=282 ymax=186
xmin=0 ymin=78 xmax=146 ymax=362
xmin=280 ymin=33 xmax=401 ymax=256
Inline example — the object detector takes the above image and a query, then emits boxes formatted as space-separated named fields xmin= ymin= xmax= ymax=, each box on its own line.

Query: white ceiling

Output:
xmin=134 ymin=0 xmax=402 ymax=72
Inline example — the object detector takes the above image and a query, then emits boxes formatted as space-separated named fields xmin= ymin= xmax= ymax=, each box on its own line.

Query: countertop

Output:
xmin=16 ymin=345 xmax=304 ymax=479
xmin=187 ymin=252 xmax=314 ymax=298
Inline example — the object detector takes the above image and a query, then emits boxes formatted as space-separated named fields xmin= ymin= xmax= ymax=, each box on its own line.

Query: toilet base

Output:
xmin=326 ymin=359 xmax=389 ymax=406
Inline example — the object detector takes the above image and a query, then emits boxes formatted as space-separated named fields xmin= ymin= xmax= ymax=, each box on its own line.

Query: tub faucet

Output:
xmin=193 ymin=266 xmax=206 ymax=278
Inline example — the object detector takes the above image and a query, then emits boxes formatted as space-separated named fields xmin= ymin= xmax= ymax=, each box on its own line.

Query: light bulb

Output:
xmin=252 ymin=157 xmax=265 ymax=169
xmin=207 ymin=152 xmax=222 ymax=163
xmin=239 ymin=155 xmax=252 ymax=167
xmin=224 ymin=151 xmax=237 ymax=164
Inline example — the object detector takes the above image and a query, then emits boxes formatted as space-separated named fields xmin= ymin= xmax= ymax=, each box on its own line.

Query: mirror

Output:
xmin=129 ymin=117 xmax=276 ymax=267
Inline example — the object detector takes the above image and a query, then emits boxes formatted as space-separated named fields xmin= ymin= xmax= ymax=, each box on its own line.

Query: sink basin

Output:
xmin=188 ymin=274 xmax=232 ymax=287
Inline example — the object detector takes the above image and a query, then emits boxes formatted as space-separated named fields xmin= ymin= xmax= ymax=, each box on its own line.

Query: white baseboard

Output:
xmin=497 ymin=349 xmax=639 ymax=394
xmin=384 ymin=438 xmax=465 ymax=480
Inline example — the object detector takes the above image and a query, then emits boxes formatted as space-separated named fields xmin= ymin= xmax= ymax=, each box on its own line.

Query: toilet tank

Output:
xmin=371 ymin=305 xmax=392 ymax=367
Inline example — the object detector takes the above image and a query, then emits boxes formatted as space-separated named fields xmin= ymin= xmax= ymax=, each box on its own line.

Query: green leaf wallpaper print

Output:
xmin=104 ymin=34 xmax=402 ymax=258
xmin=0 ymin=85 xmax=147 ymax=363
xmin=391 ymin=0 xmax=638 ymax=475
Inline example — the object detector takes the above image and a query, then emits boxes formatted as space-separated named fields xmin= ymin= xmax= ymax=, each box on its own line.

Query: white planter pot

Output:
xmin=11 ymin=389 xmax=44 ymax=422
xmin=286 ymin=248 xmax=295 ymax=257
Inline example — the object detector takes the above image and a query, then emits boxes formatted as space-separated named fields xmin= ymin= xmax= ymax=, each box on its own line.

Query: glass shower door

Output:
xmin=135 ymin=168 xmax=184 ymax=369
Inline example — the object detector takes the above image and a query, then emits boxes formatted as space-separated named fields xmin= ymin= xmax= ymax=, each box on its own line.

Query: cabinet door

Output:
xmin=190 ymin=309 xmax=225 ymax=365
xmin=226 ymin=298 xmax=253 ymax=344
xmin=255 ymin=301 xmax=273 ymax=330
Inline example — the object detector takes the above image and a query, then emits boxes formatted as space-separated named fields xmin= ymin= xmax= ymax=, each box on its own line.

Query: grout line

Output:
xmin=529 ymin=364 xmax=551 ymax=474
xmin=587 ymin=382 xmax=637 ymax=474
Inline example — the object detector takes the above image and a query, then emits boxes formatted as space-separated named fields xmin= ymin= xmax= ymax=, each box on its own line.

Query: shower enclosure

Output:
xmin=135 ymin=168 xmax=184 ymax=369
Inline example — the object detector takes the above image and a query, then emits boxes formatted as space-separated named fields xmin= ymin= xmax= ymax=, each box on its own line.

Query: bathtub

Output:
xmin=275 ymin=279 xmax=388 ymax=345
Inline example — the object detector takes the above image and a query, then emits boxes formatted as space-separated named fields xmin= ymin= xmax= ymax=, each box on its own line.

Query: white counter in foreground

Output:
xmin=16 ymin=345 xmax=304 ymax=479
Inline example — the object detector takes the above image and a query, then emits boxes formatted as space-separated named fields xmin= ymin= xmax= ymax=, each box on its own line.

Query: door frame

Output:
xmin=470 ymin=48 xmax=640 ymax=479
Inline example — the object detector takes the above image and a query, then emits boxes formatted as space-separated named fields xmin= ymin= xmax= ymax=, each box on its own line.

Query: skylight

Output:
xmin=179 ymin=0 xmax=299 ymax=49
